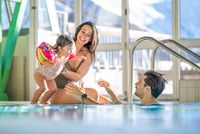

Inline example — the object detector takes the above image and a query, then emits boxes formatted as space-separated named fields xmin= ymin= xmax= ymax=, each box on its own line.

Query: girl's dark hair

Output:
xmin=144 ymin=70 xmax=167 ymax=98
xmin=73 ymin=21 xmax=99 ymax=59
xmin=54 ymin=34 xmax=73 ymax=51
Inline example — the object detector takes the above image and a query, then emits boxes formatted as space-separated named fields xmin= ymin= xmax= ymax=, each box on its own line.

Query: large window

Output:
xmin=38 ymin=0 xmax=51 ymax=31
xmin=82 ymin=0 xmax=122 ymax=44
xmin=1 ymin=0 xmax=29 ymax=30
xmin=129 ymin=0 xmax=172 ymax=42
xmin=55 ymin=0 xmax=75 ymax=34
xmin=2 ymin=0 xmax=10 ymax=30
xmin=180 ymin=0 xmax=200 ymax=39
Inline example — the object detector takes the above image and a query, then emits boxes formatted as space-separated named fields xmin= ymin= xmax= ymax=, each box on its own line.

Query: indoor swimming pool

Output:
xmin=0 ymin=102 xmax=200 ymax=134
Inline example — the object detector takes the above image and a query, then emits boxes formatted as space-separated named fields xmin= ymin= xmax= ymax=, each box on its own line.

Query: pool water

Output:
xmin=0 ymin=102 xmax=200 ymax=134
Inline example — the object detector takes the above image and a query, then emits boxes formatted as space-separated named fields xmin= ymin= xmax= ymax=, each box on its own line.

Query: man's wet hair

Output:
xmin=144 ymin=70 xmax=167 ymax=98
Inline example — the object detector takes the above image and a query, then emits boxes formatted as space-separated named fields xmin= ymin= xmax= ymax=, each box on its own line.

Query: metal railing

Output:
xmin=161 ymin=39 xmax=200 ymax=61
xmin=132 ymin=36 xmax=200 ymax=71
xmin=151 ymin=39 xmax=200 ymax=70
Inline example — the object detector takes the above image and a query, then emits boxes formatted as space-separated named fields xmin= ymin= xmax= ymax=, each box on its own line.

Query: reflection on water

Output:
xmin=0 ymin=102 xmax=200 ymax=133
xmin=0 ymin=104 xmax=85 ymax=122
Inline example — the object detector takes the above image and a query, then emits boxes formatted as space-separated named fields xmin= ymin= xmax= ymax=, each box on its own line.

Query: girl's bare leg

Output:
xmin=31 ymin=72 xmax=45 ymax=104
xmin=40 ymin=80 xmax=57 ymax=104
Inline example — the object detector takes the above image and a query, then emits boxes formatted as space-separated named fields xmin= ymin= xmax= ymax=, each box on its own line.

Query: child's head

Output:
xmin=54 ymin=34 xmax=74 ymax=57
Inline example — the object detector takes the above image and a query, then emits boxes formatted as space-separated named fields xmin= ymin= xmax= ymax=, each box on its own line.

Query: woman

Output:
xmin=50 ymin=21 xmax=104 ymax=104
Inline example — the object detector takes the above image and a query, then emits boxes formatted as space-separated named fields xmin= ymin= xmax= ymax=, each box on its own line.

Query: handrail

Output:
xmin=132 ymin=36 xmax=200 ymax=71
xmin=151 ymin=39 xmax=200 ymax=71
xmin=151 ymin=47 xmax=159 ymax=70
xmin=161 ymin=39 xmax=200 ymax=61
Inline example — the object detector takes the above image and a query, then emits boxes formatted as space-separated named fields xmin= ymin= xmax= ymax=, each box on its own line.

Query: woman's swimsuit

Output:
xmin=55 ymin=48 xmax=89 ymax=88
xmin=54 ymin=59 xmax=85 ymax=88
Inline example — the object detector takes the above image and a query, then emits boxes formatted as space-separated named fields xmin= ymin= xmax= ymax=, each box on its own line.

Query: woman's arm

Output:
xmin=62 ymin=51 xmax=92 ymax=82
xmin=98 ymin=80 xmax=123 ymax=104
xmin=65 ymin=83 xmax=100 ymax=104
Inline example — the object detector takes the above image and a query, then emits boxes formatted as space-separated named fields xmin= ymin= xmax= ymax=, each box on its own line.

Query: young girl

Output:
xmin=31 ymin=34 xmax=74 ymax=104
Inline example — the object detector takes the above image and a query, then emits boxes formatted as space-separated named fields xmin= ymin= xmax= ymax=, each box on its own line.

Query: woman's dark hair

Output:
xmin=54 ymin=34 xmax=73 ymax=51
xmin=73 ymin=21 xmax=99 ymax=59
xmin=144 ymin=70 xmax=167 ymax=98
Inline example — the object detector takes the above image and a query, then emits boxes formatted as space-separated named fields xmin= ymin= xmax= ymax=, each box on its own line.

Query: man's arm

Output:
xmin=98 ymin=80 xmax=123 ymax=104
